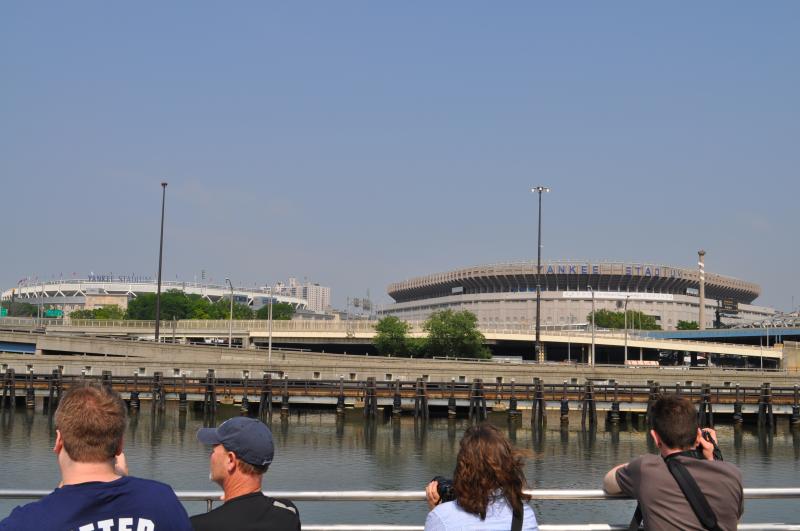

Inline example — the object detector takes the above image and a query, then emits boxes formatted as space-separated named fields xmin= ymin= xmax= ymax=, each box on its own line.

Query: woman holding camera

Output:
xmin=424 ymin=423 xmax=538 ymax=530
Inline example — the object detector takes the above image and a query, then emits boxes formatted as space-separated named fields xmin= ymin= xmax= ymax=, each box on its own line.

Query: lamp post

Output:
xmin=225 ymin=278 xmax=233 ymax=348
xmin=531 ymin=186 xmax=550 ymax=363
xmin=624 ymin=295 xmax=630 ymax=364
xmin=588 ymin=285 xmax=595 ymax=366
xmin=154 ymin=182 xmax=168 ymax=343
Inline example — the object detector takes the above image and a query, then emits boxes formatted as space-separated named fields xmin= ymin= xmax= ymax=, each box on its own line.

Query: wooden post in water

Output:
xmin=258 ymin=374 xmax=273 ymax=418
xmin=791 ymin=385 xmax=800 ymax=427
xmin=101 ymin=370 xmax=113 ymax=390
xmin=733 ymin=383 xmax=743 ymax=424
xmin=508 ymin=379 xmax=520 ymax=420
xmin=335 ymin=376 xmax=345 ymax=416
xmin=25 ymin=370 xmax=35 ymax=410
xmin=179 ymin=374 xmax=188 ymax=412
xmin=414 ymin=378 xmax=428 ymax=419
xmin=241 ymin=374 xmax=250 ymax=413
xmin=392 ymin=379 xmax=402 ymax=418
xmin=447 ymin=378 xmax=457 ymax=419
xmin=560 ymin=380 xmax=569 ymax=425
xmin=608 ymin=382 xmax=620 ymax=424
xmin=757 ymin=382 xmax=774 ymax=432
xmin=581 ymin=381 xmax=596 ymax=429
xmin=697 ymin=383 xmax=714 ymax=428
xmin=363 ymin=377 xmax=378 ymax=418
xmin=280 ymin=376 xmax=290 ymax=418
xmin=7 ymin=369 xmax=16 ymax=409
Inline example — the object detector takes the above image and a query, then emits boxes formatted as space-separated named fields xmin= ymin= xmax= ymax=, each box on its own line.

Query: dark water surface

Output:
xmin=1 ymin=404 xmax=799 ymax=527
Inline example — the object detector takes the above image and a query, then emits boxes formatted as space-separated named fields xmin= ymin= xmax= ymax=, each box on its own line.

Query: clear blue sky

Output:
xmin=2 ymin=2 xmax=798 ymax=310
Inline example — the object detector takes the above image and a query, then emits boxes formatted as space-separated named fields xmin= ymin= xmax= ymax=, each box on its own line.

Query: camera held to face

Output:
xmin=432 ymin=476 xmax=456 ymax=504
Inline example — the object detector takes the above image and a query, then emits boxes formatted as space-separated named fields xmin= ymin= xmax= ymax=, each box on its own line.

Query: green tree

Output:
xmin=255 ymin=303 xmax=295 ymax=320
xmin=6 ymin=301 xmax=38 ymax=317
xmin=70 ymin=305 xmax=125 ymax=320
xmin=373 ymin=316 xmax=411 ymax=356
xmin=676 ymin=320 xmax=699 ymax=330
xmin=126 ymin=290 xmax=192 ymax=320
xmin=423 ymin=310 xmax=490 ymax=359
xmin=588 ymin=309 xmax=661 ymax=330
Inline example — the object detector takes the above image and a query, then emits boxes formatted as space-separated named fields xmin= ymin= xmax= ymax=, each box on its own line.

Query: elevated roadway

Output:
xmin=0 ymin=317 xmax=788 ymax=362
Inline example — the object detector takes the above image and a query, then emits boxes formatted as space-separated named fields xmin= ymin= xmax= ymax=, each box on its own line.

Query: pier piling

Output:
xmin=698 ymin=383 xmax=714 ymax=428
xmin=508 ymin=379 xmax=520 ymax=419
xmin=392 ymin=379 xmax=402 ymax=418
xmin=364 ymin=377 xmax=378 ymax=418
xmin=733 ymin=384 xmax=743 ymax=424
xmin=447 ymin=379 xmax=457 ymax=419
xmin=335 ymin=377 xmax=345 ymax=416
xmin=581 ymin=381 xmax=597 ymax=429
xmin=281 ymin=377 xmax=290 ymax=418
xmin=414 ymin=378 xmax=428 ymax=419
xmin=560 ymin=380 xmax=569 ymax=425
xmin=791 ymin=385 xmax=800 ymax=427
xmin=757 ymin=382 xmax=775 ymax=432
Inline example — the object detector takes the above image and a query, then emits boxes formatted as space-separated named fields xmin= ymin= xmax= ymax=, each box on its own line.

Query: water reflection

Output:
xmin=0 ymin=405 xmax=798 ymax=526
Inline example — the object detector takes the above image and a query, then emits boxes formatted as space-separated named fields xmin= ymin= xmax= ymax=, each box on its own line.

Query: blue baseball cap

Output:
xmin=197 ymin=417 xmax=274 ymax=467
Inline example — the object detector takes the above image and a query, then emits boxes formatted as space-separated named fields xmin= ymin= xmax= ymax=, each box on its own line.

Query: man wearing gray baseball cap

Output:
xmin=190 ymin=417 xmax=300 ymax=531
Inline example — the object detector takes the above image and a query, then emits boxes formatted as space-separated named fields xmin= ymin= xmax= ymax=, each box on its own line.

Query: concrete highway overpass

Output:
xmin=0 ymin=317 xmax=789 ymax=367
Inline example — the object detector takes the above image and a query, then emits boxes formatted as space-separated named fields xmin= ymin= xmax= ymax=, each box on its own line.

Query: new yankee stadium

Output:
xmin=381 ymin=260 xmax=774 ymax=330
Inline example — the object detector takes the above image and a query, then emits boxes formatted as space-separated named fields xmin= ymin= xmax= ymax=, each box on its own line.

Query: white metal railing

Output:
xmin=1 ymin=488 xmax=799 ymax=530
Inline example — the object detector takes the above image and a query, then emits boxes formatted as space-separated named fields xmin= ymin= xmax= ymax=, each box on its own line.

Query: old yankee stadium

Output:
xmin=380 ymin=260 xmax=773 ymax=330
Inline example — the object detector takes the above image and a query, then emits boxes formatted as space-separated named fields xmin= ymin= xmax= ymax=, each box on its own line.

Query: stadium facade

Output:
xmin=381 ymin=261 xmax=774 ymax=330
xmin=0 ymin=277 xmax=307 ymax=316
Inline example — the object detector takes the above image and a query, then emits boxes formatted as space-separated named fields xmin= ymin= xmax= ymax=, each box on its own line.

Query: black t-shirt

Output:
xmin=190 ymin=492 xmax=301 ymax=531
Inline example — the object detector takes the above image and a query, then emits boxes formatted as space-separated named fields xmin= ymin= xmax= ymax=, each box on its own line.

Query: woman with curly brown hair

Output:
xmin=424 ymin=422 xmax=539 ymax=530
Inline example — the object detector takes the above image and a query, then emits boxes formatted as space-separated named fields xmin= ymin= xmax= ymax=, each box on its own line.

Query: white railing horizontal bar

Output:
xmin=1 ymin=490 xmax=797 ymax=530
xmin=2 ymin=488 xmax=800 ymax=501
xmin=302 ymin=527 xmax=800 ymax=531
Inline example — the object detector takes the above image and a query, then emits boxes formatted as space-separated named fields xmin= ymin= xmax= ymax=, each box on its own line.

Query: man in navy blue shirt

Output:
xmin=0 ymin=383 xmax=192 ymax=531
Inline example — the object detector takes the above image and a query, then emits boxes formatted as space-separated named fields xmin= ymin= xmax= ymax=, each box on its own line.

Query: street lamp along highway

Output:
xmin=531 ymin=186 xmax=550 ymax=363
xmin=154 ymin=182 xmax=168 ymax=343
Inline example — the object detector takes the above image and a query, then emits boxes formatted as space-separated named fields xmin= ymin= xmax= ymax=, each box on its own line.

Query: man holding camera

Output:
xmin=603 ymin=395 xmax=743 ymax=531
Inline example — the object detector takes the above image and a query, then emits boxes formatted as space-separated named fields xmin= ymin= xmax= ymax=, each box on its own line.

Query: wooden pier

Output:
xmin=2 ymin=369 xmax=800 ymax=427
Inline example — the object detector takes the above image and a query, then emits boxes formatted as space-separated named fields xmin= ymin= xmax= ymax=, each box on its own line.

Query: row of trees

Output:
xmin=47 ymin=290 xmax=295 ymax=321
xmin=374 ymin=310 xmax=490 ymax=359
xmin=588 ymin=309 xmax=661 ymax=330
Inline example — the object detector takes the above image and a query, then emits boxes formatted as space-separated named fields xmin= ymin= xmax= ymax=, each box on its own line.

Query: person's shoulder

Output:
xmin=270 ymin=497 xmax=300 ymax=518
xmin=0 ymin=491 xmax=61 ymax=530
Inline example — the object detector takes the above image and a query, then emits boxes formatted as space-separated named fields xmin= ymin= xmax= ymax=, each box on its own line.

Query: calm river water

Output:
xmin=1 ymin=404 xmax=799 ymax=527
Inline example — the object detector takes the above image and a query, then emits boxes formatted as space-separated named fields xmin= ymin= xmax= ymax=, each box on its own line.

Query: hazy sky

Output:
xmin=2 ymin=2 xmax=798 ymax=310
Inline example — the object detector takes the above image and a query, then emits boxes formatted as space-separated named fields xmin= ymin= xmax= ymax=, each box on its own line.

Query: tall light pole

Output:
xmin=588 ymin=285 xmax=595 ymax=366
xmin=154 ymin=182 xmax=168 ymax=343
xmin=225 ymin=278 xmax=234 ymax=348
xmin=624 ymin=295 xmax=630 ymax=364
xmin=531 ymin=186 xmax=550 ymax=363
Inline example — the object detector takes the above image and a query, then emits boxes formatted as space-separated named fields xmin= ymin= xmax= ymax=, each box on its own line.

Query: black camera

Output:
xmin=688 ymin=430 xmax=723 ymax=461
xmin=432 ymin=476 xmax=456 ymax=504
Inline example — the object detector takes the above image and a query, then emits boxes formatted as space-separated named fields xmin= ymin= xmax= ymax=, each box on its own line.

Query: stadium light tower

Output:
xmin=154 ymin=182 xmax=168 ymax=343
xmin=531 ymin=186 xmax=550 ymax=363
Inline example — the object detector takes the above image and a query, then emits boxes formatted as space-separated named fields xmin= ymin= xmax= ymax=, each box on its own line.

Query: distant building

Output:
xmin=1 ymin=278 xmax=307 ymax=317
xmin=381 ymin=260 xmax=775 ymax=331
xmin=273 ymin=277 xmax=331 ymax=313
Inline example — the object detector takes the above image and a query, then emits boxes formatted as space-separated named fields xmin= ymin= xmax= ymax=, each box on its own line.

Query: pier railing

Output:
xmin=1 ymin=488 xmax=799 ymax=530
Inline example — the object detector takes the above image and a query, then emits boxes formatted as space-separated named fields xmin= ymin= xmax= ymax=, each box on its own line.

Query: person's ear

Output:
xmin=225 ymin=451 xmax=237 ymax=474
xmin=53 ymin=429 xmax=63 ymax=455
xmin=115 ymin=437 xmax=125 ymax=457
xmin=650 ymin=429 xmax=661 ymax=448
